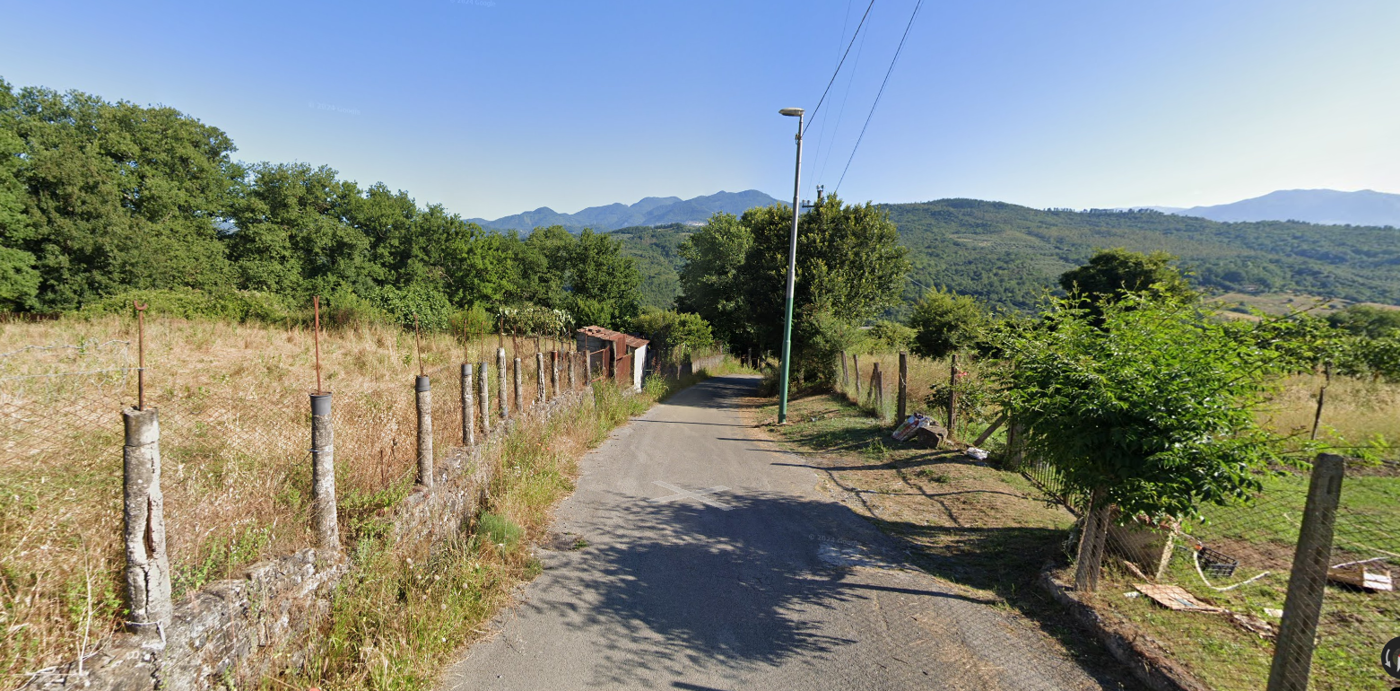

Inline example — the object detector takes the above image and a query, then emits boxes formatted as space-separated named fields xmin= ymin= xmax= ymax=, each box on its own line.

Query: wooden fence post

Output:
xmin=897 ymin=352 xmax=908 ymax=422
xmin=497 ymin=347 xmax=509 ymax=419
xmin=478 ymin=360 xmax=491 ymax=433
xmin=123 ymin=406 xmax=172 ymax=632
xmin=947 ymin=354 xmax=959 ymax=436
xmin=535 ymin=352 xmax=547 ymax=403
xmin=853 ymin=354 xmax=861 ymax=398
xmin=1266 ymin=454 xmax=1346 ymax=691
xmin=841 ymin=351 xmax=849 ymax=389
xmin=551 ymin=350 xmax=560 ymax=398
xmin=415 ymin=375 xmax=433 ymax=487
xmin=461 ymin=363 xmax=474 ymax=446
xmin=513 ymin=356 xmax=523 ymax=411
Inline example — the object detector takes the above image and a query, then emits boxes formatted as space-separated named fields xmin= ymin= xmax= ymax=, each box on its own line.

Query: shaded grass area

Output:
xmin=279 ymin=365 xmax=736 ymax=690
xmin=748 ymin=390 xmax=1136 ymax=689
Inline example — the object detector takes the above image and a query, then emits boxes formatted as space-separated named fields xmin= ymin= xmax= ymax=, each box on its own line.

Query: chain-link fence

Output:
xmin=0 ymin=316 xmax=592 ymax=681
xmin=1025 ymin=455 xmax=1399 ymax=691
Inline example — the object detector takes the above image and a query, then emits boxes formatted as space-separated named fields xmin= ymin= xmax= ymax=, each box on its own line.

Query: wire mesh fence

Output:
xmin=1032 ymin=457 xmax=1400 ymax=691
xmin=0 ymin=315 xmax=591 ymax=679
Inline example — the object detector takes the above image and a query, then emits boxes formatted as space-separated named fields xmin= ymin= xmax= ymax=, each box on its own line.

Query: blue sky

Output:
xmin=3 ymin=1 xmax=1396 ymax=219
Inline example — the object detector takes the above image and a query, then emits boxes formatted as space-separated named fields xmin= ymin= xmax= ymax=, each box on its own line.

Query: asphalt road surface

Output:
xmin=439 ymin=375 xmax=1114 ymax=691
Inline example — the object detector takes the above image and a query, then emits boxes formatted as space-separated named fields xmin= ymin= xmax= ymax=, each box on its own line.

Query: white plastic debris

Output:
xmin=965 ymin=447 xmax=989 ymax=461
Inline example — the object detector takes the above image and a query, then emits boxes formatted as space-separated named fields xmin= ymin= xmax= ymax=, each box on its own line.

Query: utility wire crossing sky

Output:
xmin=2 ymin=0 xmax=1396 ymax=219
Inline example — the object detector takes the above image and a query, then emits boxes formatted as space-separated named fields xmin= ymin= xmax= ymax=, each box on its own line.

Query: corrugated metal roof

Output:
xmin=576 ymin=325 xmax=649 ymax=348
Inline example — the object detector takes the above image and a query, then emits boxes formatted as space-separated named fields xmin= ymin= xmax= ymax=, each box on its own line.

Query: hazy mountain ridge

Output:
xmin=469 ymin=190 xmax=782 ymax=232
xmin=604 ymin=197 xmax=1400 ymax=316
xmin=1170 ymin=189 xmax=1400 ymax=227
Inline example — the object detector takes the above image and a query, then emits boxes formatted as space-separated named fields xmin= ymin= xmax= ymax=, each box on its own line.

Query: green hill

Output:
xmin=610 ymin=199 xmax=1400 ymax=316
xmin=885 ymin=199 xmax=1400 ymax=312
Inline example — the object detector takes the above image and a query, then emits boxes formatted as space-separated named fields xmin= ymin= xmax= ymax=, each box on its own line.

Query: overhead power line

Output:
xmin=834 ymin=0 xmax=924 ymax=195
xmin=804 ymin=0 xmax=877 ymax=136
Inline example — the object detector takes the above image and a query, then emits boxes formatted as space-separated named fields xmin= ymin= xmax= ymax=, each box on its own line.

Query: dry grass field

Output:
xmin=0 ymin=315 xmax=578 ymax=682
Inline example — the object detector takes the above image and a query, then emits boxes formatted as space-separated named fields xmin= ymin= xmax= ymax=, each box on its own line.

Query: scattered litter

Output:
xmin=1134 ymin=583 xmax=1226 ymax=612
xmin=1328 ymin=557 xmax=1393 ymax=592
xmin=1192 ymin=547 xmax=1269 ymax=591
xmin=1228 ymin=612 xmax=1276 ymax=640
xmin=892 ymin=413 xmax=932 ymax=441
xmin=1263 ymin=608 xmax=1284 ymax=618
xmin=964 ymin=447 xmax=989 ymax=461
xmin=1195 ymin=544 xmax=1238 ymax=578
xmin=1123 ymin=591 xmax=1141 ymax=599
xmin=1120 ymin=558 xmax=1150 ymax=582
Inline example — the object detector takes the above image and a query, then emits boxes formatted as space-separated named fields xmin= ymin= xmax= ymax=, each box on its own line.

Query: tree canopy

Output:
xmin=677 ymin=196 xmax=909 ymax=382
xmin=0 ymin=78 xmax=641 ymax=331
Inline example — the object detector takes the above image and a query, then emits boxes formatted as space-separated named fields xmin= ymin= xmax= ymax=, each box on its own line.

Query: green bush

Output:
xmin=74 ymin=287 xmax=296 ymax=323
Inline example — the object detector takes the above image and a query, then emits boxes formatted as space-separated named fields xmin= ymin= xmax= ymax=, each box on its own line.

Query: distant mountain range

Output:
xmin=1152 ymin=189 xmax=1400 ymax=227
xmin=468 ymin=190 xmax=783 ymax=232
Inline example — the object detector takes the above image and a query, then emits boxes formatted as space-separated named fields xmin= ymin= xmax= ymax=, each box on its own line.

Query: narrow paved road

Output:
xmin=439 ymin=376 xmax=1112 ymax=691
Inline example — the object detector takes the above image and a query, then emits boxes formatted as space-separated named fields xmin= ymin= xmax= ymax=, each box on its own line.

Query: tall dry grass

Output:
xmin=831 ymin=351 xmax=1400 ymax=460
xmin=0 ymin=315 xmax=576 ymax=682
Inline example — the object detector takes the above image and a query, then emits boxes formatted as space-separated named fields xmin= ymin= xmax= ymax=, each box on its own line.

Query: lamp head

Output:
xmin=779 ymin=107 xmax=805 ymax=117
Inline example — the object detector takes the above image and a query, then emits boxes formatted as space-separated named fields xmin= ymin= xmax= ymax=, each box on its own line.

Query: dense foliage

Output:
xmin=632 ymin=310 xmax=715 ymax=357
xmin=884 ymin=199 xmax=1400 ymax=312
xmin=0 ymin=79 xmax=641 ymax=330
xmin=906 ymin=287 xmax=989 ymax=359
xmin=677 ymin=196 xmax=909 ymax=383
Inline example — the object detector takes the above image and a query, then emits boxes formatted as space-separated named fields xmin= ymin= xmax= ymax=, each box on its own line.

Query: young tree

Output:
xmin=996 ymin=294 xmax=1286 ymax=591
xmin=679 ymin=196 xmax=908 ymax=382
xmin=633 ymin=310 xmax=715 ymax=357
xmin=907 ymin=287 xmax=987 ymax=359
xmin=1059 ymin=248 xmax=1194 ymax=307
xmin=677 ymin=212 xmax=753 ymax=347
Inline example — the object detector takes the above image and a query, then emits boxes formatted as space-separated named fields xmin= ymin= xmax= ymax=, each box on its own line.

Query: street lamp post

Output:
xmin=777 ymin=107 xmax=803 ymax=424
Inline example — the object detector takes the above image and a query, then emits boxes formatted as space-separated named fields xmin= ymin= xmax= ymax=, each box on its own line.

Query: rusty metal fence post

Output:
xmin=1266 ymin=453 xmax=1346 ymax=691
xmin=310 ymin=393 xmax=339 ymax=553
xmin=415 ymin=375 xmax=433 ymax=487
xmin=122 ymin=406 xmax=172 ymax=633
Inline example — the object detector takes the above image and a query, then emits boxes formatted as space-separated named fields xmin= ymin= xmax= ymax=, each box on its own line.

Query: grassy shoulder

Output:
xmin=279 ymin=361 xmax=741 ymax=690
xmin=743 ymin=389 xmax=1136 ymax=688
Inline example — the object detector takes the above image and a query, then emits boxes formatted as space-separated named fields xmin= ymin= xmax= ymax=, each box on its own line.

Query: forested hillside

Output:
xmin=609 ymin=200 xmax=1400 ymax=316
xmin=0 ymin=78 xmax=641 ymax=330
xmin=885 ymin=199 xmax=1400 ymax=311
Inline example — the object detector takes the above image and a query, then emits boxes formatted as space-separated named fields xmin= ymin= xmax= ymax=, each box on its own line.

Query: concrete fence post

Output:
xmin=310 ymin=393 xmax=339 ymax=554
xmin=415 ymin=376 xmax=433 ymax=487
xmin=513 ymin=357 xmax=523 ymax=410
xmin=567 ymin=351 xmax=577 ymax=390
xmin=897 ymin=352 xmax=908 ymax=422
xmin=461 ymin=363 xmax=475 ymax=446
xmin=536 ymin=352 xmax=547 ymax=403
xmin=122 ymin=406 xmax=172 ymax=632
xmin=497 ymin=348 xmax=509 ymax=419
xmin=478 ymin=360 xmax=491 ymax=434
xmin=551 ymin=351 xmax=561 ymax=398
xmin=1266 ymin=453 xmax=1346 ymax=691
xmin=585 ymin=350 xmax=592 ymax=383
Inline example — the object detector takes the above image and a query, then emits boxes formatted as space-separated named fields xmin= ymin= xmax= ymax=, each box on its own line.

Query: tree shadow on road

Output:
xmin=518 ymin=488 xmax=1106 ymax=690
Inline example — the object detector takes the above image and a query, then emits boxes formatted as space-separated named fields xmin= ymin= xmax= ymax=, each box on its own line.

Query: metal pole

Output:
xmin=777 ymin=110 xmax=803 ymax=424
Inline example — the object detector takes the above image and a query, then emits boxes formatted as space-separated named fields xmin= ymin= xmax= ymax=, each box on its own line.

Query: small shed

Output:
xmin=575 ymin=326 xmax=649 ymax=391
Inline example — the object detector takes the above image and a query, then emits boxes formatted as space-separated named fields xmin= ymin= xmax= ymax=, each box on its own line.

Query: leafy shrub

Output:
xmin=74 ymin=287 xmax=295 ymax=323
